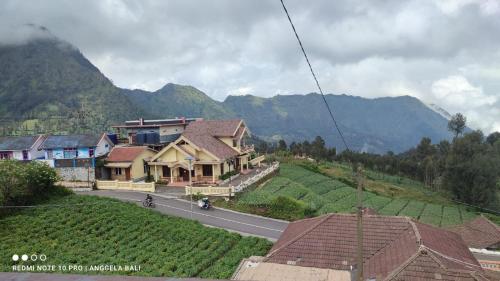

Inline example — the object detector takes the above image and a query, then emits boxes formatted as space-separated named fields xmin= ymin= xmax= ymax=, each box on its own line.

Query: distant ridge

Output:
xmin=0 ymin=26 xmax=453 ymax=153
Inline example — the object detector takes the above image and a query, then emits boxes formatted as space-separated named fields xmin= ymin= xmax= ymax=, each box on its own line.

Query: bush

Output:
xmin=219 ymin=170 xmax=238 ymax=180
xmin=0 ymin=160 xmax=59 ymax=207
xmin=269 ymin=196 xmax=306 ymax=220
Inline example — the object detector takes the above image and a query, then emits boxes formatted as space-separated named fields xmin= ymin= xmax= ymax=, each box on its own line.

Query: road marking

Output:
xmin=110 ymin=195 xmax=284 ymax=234
xmin=155 ymin=202 xmax=284 ymax=233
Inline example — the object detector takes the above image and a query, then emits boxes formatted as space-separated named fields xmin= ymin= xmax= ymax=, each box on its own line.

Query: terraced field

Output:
xmin=237 ymin=163 xmax=479 ymax=226
xmin=0 ymin=195 xmax=272 ymax=278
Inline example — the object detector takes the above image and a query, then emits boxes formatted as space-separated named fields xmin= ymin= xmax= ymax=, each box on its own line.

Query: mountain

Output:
xmin=0 ymin=27 xmax=454 ymax=153
xmin=222 ymin=94 xmax=452 ymax=153
xmin=0 ymin=27 xmax=142 ymax=134
xmin=122 ymin=83 xmax=232 ymax=119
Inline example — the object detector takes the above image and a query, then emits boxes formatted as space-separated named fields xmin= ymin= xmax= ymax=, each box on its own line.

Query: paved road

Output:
xmin=77 ymin=190 xmax=288 ymax=241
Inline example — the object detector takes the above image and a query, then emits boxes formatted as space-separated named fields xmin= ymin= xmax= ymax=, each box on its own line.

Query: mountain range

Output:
xmin=0 ymin=27 xmax=454 ymax=153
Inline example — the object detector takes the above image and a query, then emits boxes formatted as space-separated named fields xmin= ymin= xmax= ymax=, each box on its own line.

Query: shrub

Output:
xmin=269 ymin=196 xmax=306 ymax=220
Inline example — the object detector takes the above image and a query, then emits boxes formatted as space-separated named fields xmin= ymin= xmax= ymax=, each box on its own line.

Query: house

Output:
xmin=449 ymin=215 xmax=500 ymax=271
xmin=0 ymin=135 xmax=45 ymax=160
xmin=148 ymin=119 xmax=256 ymax=185
xmin=104 ymin=146 xmax=156 ymax=181
xmin=449 ymin=216 xmax=500 ymax=250
xmin=233 ymin=214 xmax=494 ymax=281
xmin=111 ymin=117 xmax=201 ymax=147
xmin=39 ymin=134 xmax=114 ymax=181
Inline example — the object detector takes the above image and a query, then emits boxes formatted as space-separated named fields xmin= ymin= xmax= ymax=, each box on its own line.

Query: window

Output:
xmin=0 ymin=152 xmax=10 ymax=160
xmin=232 ymin=139 xmax=237 ymax=147
xmin=162 ymin=166 xmax=171 ymax=177
xmin=115 ymin=168 xmax=122 ymax=175
xmin=143 ymin=164 xmax=149 ymax=174
xmin=22 ymin=150 xmax=28 ymax=160
xmin=89 ymin=148 xmax=94 ymax=157
xmin=202 ymin=165 xmax=213 ymax=177
xmin=63 ymin=148 xmax=77 ymax=159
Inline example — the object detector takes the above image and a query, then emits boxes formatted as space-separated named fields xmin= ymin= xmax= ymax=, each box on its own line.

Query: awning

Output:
xmin=105 ymin=162 xmax=132 ymax=168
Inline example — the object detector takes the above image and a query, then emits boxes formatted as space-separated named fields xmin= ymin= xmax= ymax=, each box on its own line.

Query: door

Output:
xmin=125 ymin=168 xmax=131 ymax=181
xmin=179 ymin=167 xmax=189 ymax=181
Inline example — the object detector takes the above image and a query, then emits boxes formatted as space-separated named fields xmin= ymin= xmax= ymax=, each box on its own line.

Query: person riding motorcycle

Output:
xmin=143 ymin=194 xmax=154 ymax=208
xmin=197 ymin=197 xmax=211 ymax=210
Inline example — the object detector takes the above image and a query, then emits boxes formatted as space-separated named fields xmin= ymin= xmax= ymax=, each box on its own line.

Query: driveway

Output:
xmin=77 ymin=190 xmax=288 ymax=241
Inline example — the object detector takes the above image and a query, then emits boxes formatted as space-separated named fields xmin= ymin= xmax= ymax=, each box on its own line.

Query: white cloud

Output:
xmin=1 ymin=0 xmax=500 ymax=133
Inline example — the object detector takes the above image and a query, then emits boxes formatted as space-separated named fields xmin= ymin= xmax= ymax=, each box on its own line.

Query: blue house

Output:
xmin=39 ymin=134 xmax=114 ymax=181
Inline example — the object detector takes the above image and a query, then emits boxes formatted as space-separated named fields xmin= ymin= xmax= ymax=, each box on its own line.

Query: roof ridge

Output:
xmin=479 ymin=214 xmax=500 ymax=231
xmin=382 ymin=246 xmax=425 ymax=281
xmin=408 ymin=219 xmax=422 ymax=245
xmin=424 ymin=246 xmax=483 ymax=270
xmin=266 ymin=213 xmax=333 ymax=258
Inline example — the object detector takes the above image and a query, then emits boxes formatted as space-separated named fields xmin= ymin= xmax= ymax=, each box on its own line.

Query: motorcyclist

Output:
xmin=199 ymin=197 xmax=211 ymax=209
xmin=145 ymin=194 xmax=153 ymax=204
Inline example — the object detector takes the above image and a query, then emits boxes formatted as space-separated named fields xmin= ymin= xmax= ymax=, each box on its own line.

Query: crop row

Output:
xmin=0 ymin=195 xmax=272 ymax=278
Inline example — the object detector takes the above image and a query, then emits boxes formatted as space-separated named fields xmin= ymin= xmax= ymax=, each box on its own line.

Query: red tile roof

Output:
xmin=181 ymin=120 xmax=244 ymax=160
xmin=106 ymin=146 xmax=151 ymax=162
xmin=266 ymin=213 xmax=490 ymax=281
xmin=449 ymin=216 xmax=500 ymax=249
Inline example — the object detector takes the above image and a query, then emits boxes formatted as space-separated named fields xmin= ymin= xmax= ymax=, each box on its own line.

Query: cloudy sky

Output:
xmin=1 ymin=0 xmax=500 ymax=133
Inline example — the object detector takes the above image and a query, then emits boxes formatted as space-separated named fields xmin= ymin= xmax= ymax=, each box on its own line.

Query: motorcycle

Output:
xmin=143 ymin=196 xmax=155 ymax=208
xmin=197 ymin=197 xmax=211 ymax=210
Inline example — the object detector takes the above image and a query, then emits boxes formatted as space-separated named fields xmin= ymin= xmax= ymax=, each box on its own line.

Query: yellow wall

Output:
xmin=130 ymin=149 xmax=156 ymax=180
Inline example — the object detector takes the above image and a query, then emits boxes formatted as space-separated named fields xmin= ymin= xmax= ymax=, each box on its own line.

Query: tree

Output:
xmin=278 ymin=139 xmax=287 ymax=151
xmin=442 ymin=131 xmax=499 ymax=209
xmin=448 ymin=113 xmax=467 ymax=139
xmin=486 ymin=132 xmax=500 ymax=145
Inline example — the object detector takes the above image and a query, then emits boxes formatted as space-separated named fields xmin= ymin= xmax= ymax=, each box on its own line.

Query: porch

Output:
xmin=149 ymin=161 xmax=224 ymax=186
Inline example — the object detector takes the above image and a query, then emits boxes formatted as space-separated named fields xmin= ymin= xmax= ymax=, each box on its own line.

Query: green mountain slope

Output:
xmin=123 ymin=83 xmax=232 ymax=119
xmin=0 ymin=30 xmax=142 ymax=134
xmin=0 ymin=27 xmax=454 ymax=153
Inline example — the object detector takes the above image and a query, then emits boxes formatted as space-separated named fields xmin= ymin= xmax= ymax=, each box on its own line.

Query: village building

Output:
xmin=148 ymin=119 xmax=255 ymax=186
xmin=39 ymin=133 xmax=114 ymax=181
xmin=233 ymin=213 xmax=496 ymax=281
xmin=0 ymin=135 xmax=45 ymax=160
xmin=104 ymin=146 xmax=156 ymax=181
xmin=449 ymin=215 xmax=500 ymax=272
xmin=111 ymin=117 xmax=201 ymax=147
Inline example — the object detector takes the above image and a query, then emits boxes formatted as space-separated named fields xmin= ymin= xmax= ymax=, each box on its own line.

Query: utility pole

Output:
xmin=186 ymin=156 xmax=194 ymax=219
xmin=356 ymin=165 xmax=364 ymax=281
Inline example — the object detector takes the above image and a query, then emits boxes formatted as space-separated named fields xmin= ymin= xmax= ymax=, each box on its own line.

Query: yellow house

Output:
xmin=149 ymin=119 xmax=255 ymax=185
xmin=105 ymin=146 xmax=156 ymax=181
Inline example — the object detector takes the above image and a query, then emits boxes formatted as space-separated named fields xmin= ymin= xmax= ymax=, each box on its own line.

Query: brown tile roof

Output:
xmin=106 ymin=146 xmax=151 ymax=162
xmin=181 ymin=120 xmax=243 ymax=160
xmin=266 ymin=213 xmax=489 ymax=281
xmin=449 ymin=216 xmax=500 ymax=249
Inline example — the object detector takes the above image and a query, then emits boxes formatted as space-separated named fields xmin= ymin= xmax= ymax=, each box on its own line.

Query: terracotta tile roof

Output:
xmin=449 ymin=216 xmax=500 ymax=249
xmin=266 ymin=213 xmax=489 ymax=280
xmin=181 ymin=120 xmax=243 ymax=160
xmin=106 ymin=146 xmax=151 ymax=162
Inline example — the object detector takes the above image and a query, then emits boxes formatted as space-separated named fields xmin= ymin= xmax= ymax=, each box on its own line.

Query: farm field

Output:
xmin=232 ymin=163 xmax=486 ymax=226
xmin=0 ymin=194 xmax=272 ymax=279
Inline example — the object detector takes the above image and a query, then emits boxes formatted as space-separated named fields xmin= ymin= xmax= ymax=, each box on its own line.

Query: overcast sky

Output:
xmin=1 ymin=0 xmax=500 ymax=133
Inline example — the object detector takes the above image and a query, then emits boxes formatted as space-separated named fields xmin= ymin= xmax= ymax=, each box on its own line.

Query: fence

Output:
xmin=185 ymin=186 xmax=234 ymax=197
xmin=96 ymin=180 xmax=155 ymax=192
xmin=234 ymin=162 xmax=279 ymax=192
xmin=249 ymin=155 xmax=265 ymax=166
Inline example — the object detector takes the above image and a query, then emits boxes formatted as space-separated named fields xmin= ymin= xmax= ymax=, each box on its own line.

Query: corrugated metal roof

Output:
xmin=40 ymin=134 xmax=102 ymax=149
xmin=0 ymin=135 xmax=40 ymax=151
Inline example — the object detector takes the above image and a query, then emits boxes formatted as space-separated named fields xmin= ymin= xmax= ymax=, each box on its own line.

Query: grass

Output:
xmin=0 ymin=194 xmax=272 ymax=278
xmin=218 ymin=162 xmax=494 ymax=226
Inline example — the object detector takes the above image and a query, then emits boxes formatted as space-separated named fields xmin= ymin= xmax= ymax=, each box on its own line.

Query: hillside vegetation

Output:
xmin=222 ymin=162 xmax=496 ymax=226
xmin=0 ymin=27 xmax=455 ymax=153
xmin=0 ymin=194 xmax=271 ymax=278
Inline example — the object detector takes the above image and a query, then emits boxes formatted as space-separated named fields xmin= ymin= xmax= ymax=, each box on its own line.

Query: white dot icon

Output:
xmin=21 ymin=254 xmax=28 ymax=261
xmin=12 ymin=255 xmax=19 ymax=261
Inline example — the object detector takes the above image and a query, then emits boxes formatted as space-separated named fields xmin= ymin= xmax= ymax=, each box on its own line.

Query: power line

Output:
xmin=279 ymin=0 xmax=350 ymax=152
